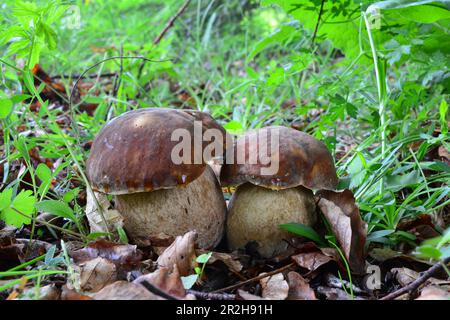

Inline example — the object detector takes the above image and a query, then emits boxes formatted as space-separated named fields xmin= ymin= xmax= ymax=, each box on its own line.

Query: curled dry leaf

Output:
xmin=392 ymin=267 xmax=450 ymax=287
xmin=91 ymin=281 xmax=158 ymax=300
xmin=260 ymin=273 xmax=289 ymax=300
xmin=157 ymin=231 xmax=197 ymax=276
xmin=286 ymin=271 xmax=316 ymax=300
xmin=291 ymin=251 xmax=335 ymax=273
xmin=78 ymin=257 xmax=117 ymax=292
xmin=71 ymin=239 xmax=142 ymax=273
xmin=85 ymin=191 xmax=124 ymax=234
xmin=134 ymin=266 xmax=193 ymax=299
xmin=416 ymin=286 xmax=450 ymax=300
xmin=196 ymin=250 xmax=243 ymax=273
xmin=316 ymin=189 xmax=367 ymax=274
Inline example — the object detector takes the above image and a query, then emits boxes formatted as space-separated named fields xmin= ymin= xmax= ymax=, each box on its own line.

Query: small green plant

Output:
xmin=181 ymin=252 xmax=213 ymax=290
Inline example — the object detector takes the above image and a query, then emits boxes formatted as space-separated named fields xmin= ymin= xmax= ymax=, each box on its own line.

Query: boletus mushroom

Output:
xmin=86 ymin=108 xmax=228 ymax=248
xmin=220 ymin=126 xmax=338 ymax=257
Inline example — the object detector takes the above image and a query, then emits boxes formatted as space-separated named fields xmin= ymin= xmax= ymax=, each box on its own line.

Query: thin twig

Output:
xmin=137 ymin=0 xmax=192 ymax=78
xmin=52 ymin=72 xmax=116 ymax=79
xmin=381 ymin=257 xmax=450 ymax=300
xmin=311 ymin=0 xmax=326 ymax=48
xmin=212 ymin=262 xmax=296 ymax=293
xmin=140 ymin=280 xmax=180 ymax=300
xmin=153 ymin=0 xmax=192 ymax=45
xmin=187 ymin=290 xmax=236 ymax=300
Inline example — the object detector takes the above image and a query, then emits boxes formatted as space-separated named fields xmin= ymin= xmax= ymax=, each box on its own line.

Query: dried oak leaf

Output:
xmin=70 ymin=239 xmax=142 ymax=273
xmin=291 ymin=251 xmax=335 ymax=273
xmin=316 ymin=189 xmax=367 ymax=274
xmin=196 ymin=250 xmax=243 ymax=273
xmin=78 ymin=257 xmax=117 ymax=292
xmin=260 ymin=273 xmax=289 ymax=300
xmin=286 ymin=271 xmax=316 ymax=300
xmin=91 ymin=281 xmax=157 ymax=300
xmin=134 ymin=266 xmax=193 ymax=299
xmin=157 ymin=231 xmax=197 ymax=276
xmin=416 ymin=286 xmax=450 ymax=300
xmin=85 ymin=191 xmax=124 ymax=236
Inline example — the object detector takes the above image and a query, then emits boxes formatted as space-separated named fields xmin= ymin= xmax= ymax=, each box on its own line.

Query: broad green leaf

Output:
xmin=0 ymin=190 xmax=36 ymax=227
xmin=224 ymin=120 xmax=244 ymax=134
xmin=415 ymin=244 xmax=442 ymax=259
xmin=181 ymin=274 xmax=198 ymax=290
xmin=0 ymin=99 xmax=13 ymax=118
xmin=36 ymin=163 xmax=52 ymax=183
xmin=35 ymin=200 xmax=76 ymax=222
xmin=196 ymin=252 xmax=212 ymax=264
xmin=370 ymin=1 xmax=450 ymax=23
xmin=279 ymin=223 xmax=327 ymax=246
xmin=0 ymin=189 xmax=13 ymax=211
xmin=247 ymin=25 xmax=296 ymax=61
xmin=384 ymin=170 xmax=421 ymax=192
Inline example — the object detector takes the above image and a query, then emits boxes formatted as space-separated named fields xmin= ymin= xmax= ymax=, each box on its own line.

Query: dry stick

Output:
xmin=212 ymin=262 xmax=296 ymax=293
xmin=187 ymin=290 xmax=235 ymax=300
xmin=381 ymin=257 xmax=450 ymax=300
xmin=137 ymin=0 xmax=192 ymax=77
xmin=52 ymin=72 xmax=117 ymax=80
xmin=140 ymin=280 xmax=180 ymax=300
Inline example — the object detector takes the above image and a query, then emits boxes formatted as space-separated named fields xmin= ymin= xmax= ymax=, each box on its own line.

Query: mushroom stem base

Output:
xmin=115 ymin=167 xmax=226 ymax=249
xmin=227 ymin=183 xmax=316 ymax=258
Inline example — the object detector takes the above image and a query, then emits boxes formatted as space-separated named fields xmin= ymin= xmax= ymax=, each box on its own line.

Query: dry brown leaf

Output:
xmin=157 ymin=231 xmax=197 ymax=276
xmin=85 ymin=191 xmax=123 ymax=235
xmin=71 ymin=239 xmax=142 ymax=273
xmin=91 ymin=281 xmax=158 ymax=300
xmin=287 ymin=271 xmax=316 ymax=300
xmin=416 ymin=285 xmax=450 ymax=300
xmin=260 ymin=273 xmax=289 ymax=300
xmin=61 ymin=286 xmax=93 ymax=300
xmin=392 ymin=267 xmax=450 ymax=287
xmin=133 ymin=266 xmax=192 ymax=299
xmin=78 ymin=257 xmax=117 ymax=292
xmin=291 ymin=251 xmax=334 ymax=272
xmin=316 ymin=189 xmax=367 ymax=274
xmin=196 ymin=250 xmax=243 ymax=273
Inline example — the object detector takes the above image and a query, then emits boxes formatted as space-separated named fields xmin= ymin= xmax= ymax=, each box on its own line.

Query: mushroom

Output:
xmin=86 ymin=108 xmax=228 ymax=248
xmin=220 ymin=126 xmax=338 ymax=257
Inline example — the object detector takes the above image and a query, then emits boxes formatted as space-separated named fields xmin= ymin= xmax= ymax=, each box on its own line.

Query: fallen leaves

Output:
xmin=157 ymin=231 xmax=197 ymax=276
xmin=316 ymin=189 xmax=368 ymax=274
xmin=286 ymin=272 xmax=316 ymax=300
xmin=77 ymin=257 xmax=117 ymax=292
xmin=91 ymin=281 xmax=157 ymax=300
xmin=134 ymin=266 xmax=194 ymax=299
xmin=260 ymin=273 xmax=289 ymax=300
xmin=291 ymin=251 xmax=335 ymax=273
xmin=70 ymin=239 xmax=142 ymax=275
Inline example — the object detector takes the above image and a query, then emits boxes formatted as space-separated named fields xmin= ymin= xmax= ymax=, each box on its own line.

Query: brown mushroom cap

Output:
xmin=86 ymin=108 xmax=227 ymax=195
xmin=220 ymin=126 xmax=338 ymax=190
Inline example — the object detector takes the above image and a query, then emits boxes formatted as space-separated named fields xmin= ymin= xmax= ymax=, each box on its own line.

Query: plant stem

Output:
xmin=362 ymin=12 xmax=387 ymax=197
